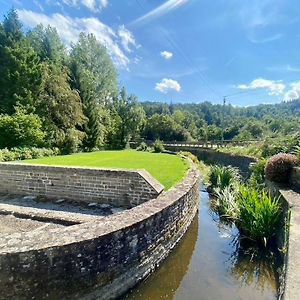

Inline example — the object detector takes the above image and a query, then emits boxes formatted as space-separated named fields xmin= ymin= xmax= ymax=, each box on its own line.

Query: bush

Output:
xmin=153 ymin=139 xmax=165 ymax=153
xmin=236 ymin=185 xmax=281 ymax=245
xmin=0 ymin=109 xmax=45 ymax=148
xmin=136 ymin=142 xmax=148 ymax=151
xmin=0 ymin=147 xmax=60 ymax=162
xmin=265 ymin=153 xmax=298 ymax=183
xmin=209 ymin=165 xmax=240 ymax=190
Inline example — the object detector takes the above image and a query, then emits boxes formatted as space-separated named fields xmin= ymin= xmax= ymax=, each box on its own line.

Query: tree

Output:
xmin=110 ymin=87 xmax=146 ymax=148
xmin=37 ymin=63 xmax=86 ymax=152
xmin=70 ymin=33 xmax=118 ymax=149
xmin=0 ymin=10 xmax=42 ymax=114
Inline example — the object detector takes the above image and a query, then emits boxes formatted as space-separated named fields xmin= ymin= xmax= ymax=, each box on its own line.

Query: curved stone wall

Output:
xmin=0 ymin=164 xmax=200 ymax=299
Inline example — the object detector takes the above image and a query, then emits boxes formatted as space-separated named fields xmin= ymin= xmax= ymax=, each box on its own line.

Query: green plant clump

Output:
xmin=153 ymin=139 xmax=165 ymax=153
xmin=136 ymin=142 xmax=149 ymax=152
xmin=265 ymin=153 xmax=298 ymax=183
xmin=0 ymin=147 xmax=60 ymax=162
xmin=213 ymin=187 xmax=239 ymax=219
xmin=236 ymin=185 xmax=281 ymax=245
xmin=209 ymin=165 xmax=240 ymax=190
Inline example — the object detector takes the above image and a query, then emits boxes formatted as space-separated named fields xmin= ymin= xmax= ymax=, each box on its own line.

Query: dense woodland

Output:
xmin=1 ymin=9 xmax=300 ymax=155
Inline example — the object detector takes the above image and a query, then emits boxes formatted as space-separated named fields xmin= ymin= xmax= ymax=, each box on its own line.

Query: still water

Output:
xmin=123 ymin=188 xmax=280 ymax=300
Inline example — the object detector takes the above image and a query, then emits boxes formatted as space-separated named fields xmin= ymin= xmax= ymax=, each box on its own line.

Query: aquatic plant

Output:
xmin=236 ymin=185 xmax=281 ymax=245
xmin=265 ymin=153 xmax=298 ymax=183
xmin=213 ymin=186 xmax=239 ymax=220
xmin=209 ymin=165 xmax=240 ymax=190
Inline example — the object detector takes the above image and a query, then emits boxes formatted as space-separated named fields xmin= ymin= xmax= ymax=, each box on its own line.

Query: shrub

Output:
xmin=136 ymin=142 xmax=148 ymax=151
xmin=248 ymin=159 xmax=267 ymax=187
xmin=0 ymin=109 xmax=45 ymax=148
xmin=0 ymin=147 xmax=60 ymax=162
xmin=209 ymin=165 xmax=240 ymax=190
xmin=236 ymin=185 xmax=281 ymax=245
xmin=153 ymin=139 xmax=165 ymax=153
xmin=213 ymin=187 xmax=239 ymax=219
xmin=265 ymin=153 xmax=298 ymax=183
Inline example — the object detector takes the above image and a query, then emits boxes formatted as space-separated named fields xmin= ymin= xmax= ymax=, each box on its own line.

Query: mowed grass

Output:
xmin=23 ymin=150 xmax=189 ymax=190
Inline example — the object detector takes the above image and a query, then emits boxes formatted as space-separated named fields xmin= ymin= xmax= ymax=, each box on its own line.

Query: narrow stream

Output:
xmin=123 ymin=188 xmax=281 ymax=300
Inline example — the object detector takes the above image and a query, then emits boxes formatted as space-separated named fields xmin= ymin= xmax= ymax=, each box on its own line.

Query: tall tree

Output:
xmin=70 ymin=33 xmax=118 ymax=149
xmin=0 ymin=10 xmax=42 ymax=114
xmin=110 ymin=87 xmax=146 ymax=148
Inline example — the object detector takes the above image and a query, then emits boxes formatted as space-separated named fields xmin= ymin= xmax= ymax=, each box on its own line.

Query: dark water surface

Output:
xmin=123 ymin=189 xmax=280 ymax=300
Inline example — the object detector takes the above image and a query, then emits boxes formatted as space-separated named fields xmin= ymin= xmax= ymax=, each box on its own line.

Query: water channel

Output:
xmin=123 ymin=187 xmax=281 ymax=300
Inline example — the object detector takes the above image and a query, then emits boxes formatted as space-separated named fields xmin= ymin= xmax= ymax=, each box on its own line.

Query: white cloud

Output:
xmin=290 ymin=82 xmax=300 ymax=92
xmin=155 ymin=78 xmax=181 ymax=93
xmin=17 ymin=9 xmax=136 ymax=69
xmin=284 ymin=90 xmax=299 ymax=102
xmin=62 ymin=0 xmax=108 ymax=12
xmin=284 ymin=81 xmax=300 ymax=101
xmin=130 ymin=0 xmax=188 ymax=26
xmin=237 ymin=78 xmax=285 ymax=96
xmin=160 ymin=50 xmax=173 ymax=60
xmin=118 ymin=25 xmax=138 ymax=53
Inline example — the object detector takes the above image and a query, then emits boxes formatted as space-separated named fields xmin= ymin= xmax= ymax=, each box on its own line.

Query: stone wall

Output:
xmin=164 ymin=145 xmax=257 ymax=178
xmin=290 ymin=167 xmax=300 ymax=191
xmin=0 ymin=164 xmax=200 ymax=300
xmin=0 ymin=163 xmax=164 ymax=208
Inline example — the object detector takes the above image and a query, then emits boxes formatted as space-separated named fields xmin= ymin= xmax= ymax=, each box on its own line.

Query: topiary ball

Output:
xmin=265 ymin=153 xmax=298 ymax=183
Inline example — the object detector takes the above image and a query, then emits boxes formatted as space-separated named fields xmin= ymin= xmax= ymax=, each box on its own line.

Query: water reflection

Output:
xmin=123 ymin=216 xmax=198 ymax=300
xmin=228 ymin=239 xmax=280 ymax=292
xmin=124 ymin=189 xmax=280 ymax=300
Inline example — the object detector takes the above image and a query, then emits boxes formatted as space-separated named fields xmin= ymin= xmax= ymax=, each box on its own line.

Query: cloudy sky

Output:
xmin=1 ymin=0 xmax=300 ymax=106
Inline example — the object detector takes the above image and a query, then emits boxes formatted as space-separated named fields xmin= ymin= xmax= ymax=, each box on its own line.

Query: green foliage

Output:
xmin=265 ymin=153 xmax=298 ymax=183
xmin=109 ymin=87 xmax=146 ymax=149
xmin=153 ymin=139 xmax=165 ymax=153
xmin=136 ymin=142 xmax=149 ymax=152
xmin=70 ymin=33 xmax=118 ymax=150
xmin=248 ymin=159 xmax=267 ymax=187
xmin=0 ymin=109 xmax=45 ymax=148
xmin=213 ymin=187 xmax=239 ymax=219
xmin=236 ymin=185 xmax=281 ymax=245
xmin=209 ymin=165 xmax=240 ymax=190
xmin=0 ymin=147 xmax=60 ymax=162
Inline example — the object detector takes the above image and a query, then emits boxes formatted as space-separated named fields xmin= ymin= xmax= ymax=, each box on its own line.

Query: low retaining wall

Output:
xmin=0 ymin=163 xmax=164 ymax=208
xmin=290 ymin=167 xmax=300 ymax=191
xmin=0 ymin=164 xmax=200 ymax=300
xmin=266 ymin=180 xmax=300 ymax=300
xmin=164 ymin=145 xmax=256 ymax=178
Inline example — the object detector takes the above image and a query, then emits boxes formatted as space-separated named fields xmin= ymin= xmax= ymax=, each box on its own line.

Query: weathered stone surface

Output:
xmin=0 ymin=163 xmax=200 ymax=300
xmin=290 ymin=167 xmax=300 ymax=191
xmin=266 ymin=180 xmax=300 ymax=300
xmin=0 ymin=163 xmax=164 ymax=208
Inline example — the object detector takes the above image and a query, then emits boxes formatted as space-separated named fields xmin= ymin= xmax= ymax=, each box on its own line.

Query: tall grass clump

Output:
xmin=248 ymin=159 xmax=267 ymax=188
xmin=236 ymin=185 xmax=281 ymax=245
xmin=213 ymin=187 xmax=239 ymax=220
xmin=209 ymin=165 xmax=240 ymax=190
xmin=153 ymin=139 xmax=165 ymax=153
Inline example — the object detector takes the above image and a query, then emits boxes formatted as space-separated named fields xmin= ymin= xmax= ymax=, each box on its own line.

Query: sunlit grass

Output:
xmin=23 ymin=150 xmax=189 ymax=190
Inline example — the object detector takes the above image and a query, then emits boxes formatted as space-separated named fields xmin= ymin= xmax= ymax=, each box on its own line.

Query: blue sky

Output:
xmin=1 ymin=0 xmax=300 ymax=106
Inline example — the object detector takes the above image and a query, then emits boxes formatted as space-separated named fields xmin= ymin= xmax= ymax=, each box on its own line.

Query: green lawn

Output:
xmin=23 ymin=150 xmax=189 ymax=190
